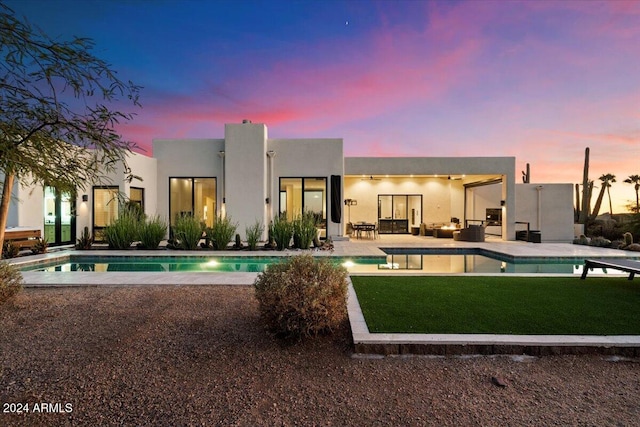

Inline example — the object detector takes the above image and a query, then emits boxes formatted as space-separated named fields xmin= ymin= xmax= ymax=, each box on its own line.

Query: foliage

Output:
xmin=253 ymin=254 xmax=348 ymax=340
xmin=138 ymin=215 xmax=167 ymax=249
xmin=206 ymin=214 xmax=238 ymax=250
xmin=588 ymin=236 xmax=611 ymax=248
xmin=624 ymin=175 xmax=640 ymax=213
xmin=292 ymin=211 xmax=318 ymax=250
xmin=1 ymin=240 xmax=19 ymax=258
xmin=623 ymin=232 xmax=634 ymax=247
xmin=572 ymin=235 xmax=590 ymax=245
xmin=271 ymin=214 xmax=293 ymax=251
xmin=245 ymin=220 xmax=264 ymax=251
xmin=173 ymin=215 xmax=204 ymax=250
xmin=76 ymin=226 xmax=93 ymax=250
xmin=30 ymin=237 xmax=48 ymax=255
xmin=103 ymin=209 xmax=140 ymax=249
xmin=0 ymin=261 xmax=23 ymax=304
xmin=0 ymin=4 xmax=141 ymax=256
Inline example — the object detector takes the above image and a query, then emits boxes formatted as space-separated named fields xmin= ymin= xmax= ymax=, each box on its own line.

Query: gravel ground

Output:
xmin=1 ymin=285 xmax=639 ymax=426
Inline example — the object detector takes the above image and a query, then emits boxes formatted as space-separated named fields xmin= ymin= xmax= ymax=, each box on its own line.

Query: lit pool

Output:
xmin=18 ymin=251 xmax=638 ymax=276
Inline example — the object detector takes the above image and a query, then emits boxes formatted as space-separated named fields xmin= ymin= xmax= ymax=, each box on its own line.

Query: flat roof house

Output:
xmin=4 ymin=121 xmax=575 ymax=245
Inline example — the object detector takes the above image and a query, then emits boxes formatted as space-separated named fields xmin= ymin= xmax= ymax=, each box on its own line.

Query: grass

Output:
xmin=351 ymin=276 xmax=640 ymax=335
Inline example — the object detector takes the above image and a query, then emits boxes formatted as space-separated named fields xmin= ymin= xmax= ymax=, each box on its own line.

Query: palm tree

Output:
xmin=599 ymin=173 xmax=616 ymax=215
xmin=624 ymin=174 xmax=640 ymax=213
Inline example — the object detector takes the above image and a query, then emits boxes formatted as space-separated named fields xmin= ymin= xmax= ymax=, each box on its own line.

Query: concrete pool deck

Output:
xmin=8 ymin=235 xmax=640 ymax=356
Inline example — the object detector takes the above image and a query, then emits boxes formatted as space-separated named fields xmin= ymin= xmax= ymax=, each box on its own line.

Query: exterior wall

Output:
xmin=345 ymin=157 xmax=516 ymax=240
xmin=225 ymin=123 xmax=268 ymax=239
xmin=153 ymin=138 xmax=224 ymax=230
xmin=515 ymin=183 xmax=574 ymax=242
xmin=268 ymin=138 xmax=344 ymax=238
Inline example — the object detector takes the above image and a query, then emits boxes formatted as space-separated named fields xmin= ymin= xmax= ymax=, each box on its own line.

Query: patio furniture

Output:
xmin=352 ymin=222 xmax=376 ymax=239
xmin=580 ymin=258 xmax=640 ymax=280
xmin=4 ymin=227 xmax=41 ymax=251
xmin=453 ymin=225 xmax=485 ymax=242
xmin=433 ymin=227 xmax=455 ymax=238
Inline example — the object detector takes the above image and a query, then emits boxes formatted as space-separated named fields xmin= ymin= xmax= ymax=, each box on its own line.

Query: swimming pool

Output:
xmin=18 ymin=250 xmax=637 ymax=276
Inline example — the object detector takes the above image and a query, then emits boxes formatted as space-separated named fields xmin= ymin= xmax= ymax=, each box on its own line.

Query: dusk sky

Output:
xmin=6 ymin=0 xmax=640 ymax=212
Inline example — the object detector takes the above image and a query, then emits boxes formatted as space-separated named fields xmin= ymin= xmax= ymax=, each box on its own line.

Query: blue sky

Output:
xmin=5 ymin=0 xmax=640 ymax=211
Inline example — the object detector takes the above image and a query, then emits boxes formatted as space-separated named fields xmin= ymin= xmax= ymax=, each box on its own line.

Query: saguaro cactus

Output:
xmin=578 ymin=147 xmax=590 ymax=224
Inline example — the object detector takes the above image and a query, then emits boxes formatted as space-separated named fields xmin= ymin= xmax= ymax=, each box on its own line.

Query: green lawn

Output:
xmin=351 ymin=276 xmax=640 ymax=335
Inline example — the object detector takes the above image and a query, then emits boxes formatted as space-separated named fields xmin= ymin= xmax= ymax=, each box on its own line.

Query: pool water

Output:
xmin=19 ymin=253 xmax=631 ymax=276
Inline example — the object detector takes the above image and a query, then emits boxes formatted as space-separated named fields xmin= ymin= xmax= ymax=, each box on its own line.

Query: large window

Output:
xmin=169 ymin=178 xmax=216 ymax=228
xmin=93 ymin=186 xmax=119 ymax=241
xmin=279 ymin=177 xmax=327 ymax=224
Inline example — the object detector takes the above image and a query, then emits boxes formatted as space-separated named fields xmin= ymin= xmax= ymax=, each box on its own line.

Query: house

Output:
xmin=3 ymin=120 xmax=575 ymax=245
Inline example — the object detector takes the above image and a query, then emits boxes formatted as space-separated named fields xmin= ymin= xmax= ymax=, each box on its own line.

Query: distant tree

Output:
xmin=0 ymin=4 xmax=141 ymax=257
xmin=598 ymin=173 xmax=616 ymax=215
xmin=624 ymin=174 xmax=640 ymax=213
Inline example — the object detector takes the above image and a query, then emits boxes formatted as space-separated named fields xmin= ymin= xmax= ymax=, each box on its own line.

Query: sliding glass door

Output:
xmin=377 ymin=194 xmax=422 ymax=234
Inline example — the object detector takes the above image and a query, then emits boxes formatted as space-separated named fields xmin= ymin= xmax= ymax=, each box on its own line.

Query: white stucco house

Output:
xmin=4 ymin=120 xmax=575 ymax=246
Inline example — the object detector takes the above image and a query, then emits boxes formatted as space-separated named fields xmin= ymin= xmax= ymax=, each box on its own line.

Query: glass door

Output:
xmin=44 ymin=186 xmax=76 ymax=246
xmin=378 ymin=194 xmax=422 ymax=234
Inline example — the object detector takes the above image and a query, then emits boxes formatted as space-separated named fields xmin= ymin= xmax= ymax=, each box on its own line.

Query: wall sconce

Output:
xmin=500 ymin=200 xmax=506 ymax=206
xmin=82 ymin=194 xmax=88 ymax=202
xmin=265 ymin=197 xmax=270 ymax=204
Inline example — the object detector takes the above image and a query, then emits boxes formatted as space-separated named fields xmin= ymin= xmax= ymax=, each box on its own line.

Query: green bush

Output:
xmin=173 ymin=215 xmax=204 ymax=250
xmin=31 ymin=237 xmax=48 ymax=255
xmin=2 ymin=240 xmax=20 ymax=259
xmin=138 ymin=215 xmax=168 ymax=249
xmin=271 ymin=214 xmax=293 ymax=251
xmin=292 ymin=211 xmax=318 ymax=250
xmin=0 ymin=262 xmax=23 ymax=304
xmin=572 ymin=235 xmax=590 ymax=245
xmin=589 ymin=236 xmax=612 ymax=248
xmin=207 ymin=214 xmax=238 ymax=250
xmin=245 ymin=220 xmax=264 ymax=251
xmin=76 ymin=226 xmax=93 ymax=250
xmin=253 ymin=254 xmax=348 ymax=340
xmin=103 ymin=209 xmax=140 ymax=249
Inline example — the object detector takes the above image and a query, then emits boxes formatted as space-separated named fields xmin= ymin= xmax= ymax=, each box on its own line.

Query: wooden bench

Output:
xmin=580 ymin=258 xmax=640 ymax=280
xmin=4 ymin=229 xmax=42 ymax=250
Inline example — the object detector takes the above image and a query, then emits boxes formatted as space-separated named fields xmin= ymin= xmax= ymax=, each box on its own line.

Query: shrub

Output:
xmin=0 ymin=262 xmax=23 ymax=304
xmin=207 ymin=214 xmax=238 ymax=250
xmin=271 ymin=214 xmax=293 ymax=251
xmin=103 ymin=209 xmax=140 ymax=249
xmin=31 ymin=237 xmax=48 ymax=255
xmin=254 ymin=254 xmax=348 ymax=340
xmin=588 ymin=236 xmax=612 ymax=248
xmin=76 ymin=226 xmax=93 ymax=250
xmin=245 ymin=220 xmax=264 ymax=251
xmin=2 ymin=241 xmax=20 ymax=259
xmin=292 ymin=211 xmax=318 ymax=250
xmin=572 ymin=235 xmax=590 ymax=245
xmin=138 ymin=215 xmax=168 ymax=249
xmin=173 ymin=215 xmax=204 ymax=250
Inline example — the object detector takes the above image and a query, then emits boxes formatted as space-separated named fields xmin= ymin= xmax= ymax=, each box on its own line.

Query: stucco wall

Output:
xmin=515 ymin=183 xmax=574 ymax=242
xmin=153 ymin=138 xmax=224 ymax=231
xmin=268 ymin=138 xmax=344 ymax=238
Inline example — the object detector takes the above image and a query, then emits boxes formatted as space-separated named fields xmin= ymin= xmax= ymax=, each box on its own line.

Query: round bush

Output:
xmin=254 ymin=254 xmax=348 ymax=340
xmin=0 ymin=262 xmax=24 ymax=304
